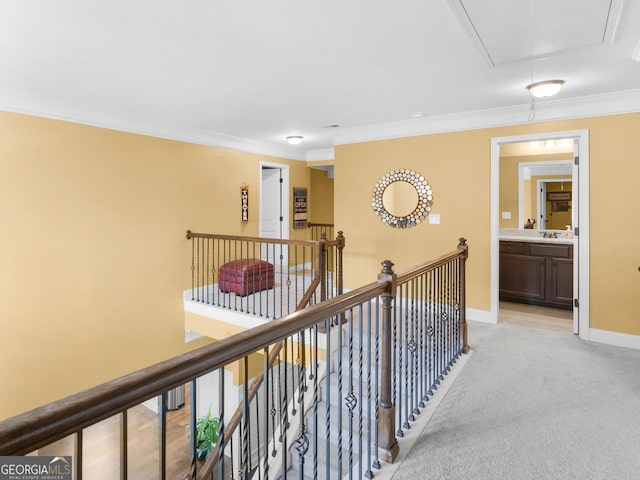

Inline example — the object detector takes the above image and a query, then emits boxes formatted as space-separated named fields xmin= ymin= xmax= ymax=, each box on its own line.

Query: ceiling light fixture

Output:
xmin=526 ymin=80 xmax=565 ymax=98
xmin=286 ymin=135 xmax=303 ymax=145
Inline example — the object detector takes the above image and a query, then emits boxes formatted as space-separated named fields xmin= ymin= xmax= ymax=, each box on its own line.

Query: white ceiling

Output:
xmin=1 ymin=0 xmax=640 ymax=160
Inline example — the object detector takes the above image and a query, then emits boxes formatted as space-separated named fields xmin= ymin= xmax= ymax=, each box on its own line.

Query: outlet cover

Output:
xmin=502 ymin=211 xmax=511 ymax=219
xmin=429 ymin=214 xmax=441 ymax=225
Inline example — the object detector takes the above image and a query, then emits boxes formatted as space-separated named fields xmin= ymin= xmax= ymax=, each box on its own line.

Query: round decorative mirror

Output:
xmin=372 ymin=169 xmax=433 ymax=228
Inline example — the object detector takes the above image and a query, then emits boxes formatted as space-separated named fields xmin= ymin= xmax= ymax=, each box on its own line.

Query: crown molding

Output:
xmin=4 ymin=88 xmax=640 ymax=162
xmin=333 ymin=89 xmax=640 ymax=146
xmin=0 ymin=104 xmax=309 ymax=162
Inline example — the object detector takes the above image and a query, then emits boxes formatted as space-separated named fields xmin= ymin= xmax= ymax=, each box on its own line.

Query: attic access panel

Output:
xmin=449 ymin=0 xmax=623 ymax=66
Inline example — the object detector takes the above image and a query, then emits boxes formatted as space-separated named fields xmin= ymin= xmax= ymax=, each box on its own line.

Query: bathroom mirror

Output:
xmin=499 ymin=141 xmax=573 ymax=230
xmin=372 ymin=169 xmax=433 ymax=229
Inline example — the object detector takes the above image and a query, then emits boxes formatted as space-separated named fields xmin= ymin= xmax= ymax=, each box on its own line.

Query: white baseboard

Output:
xmin=588 ymin=328 xmax=640 ymax=351
xmin=467 ymin=308 xmax=494 ymax=324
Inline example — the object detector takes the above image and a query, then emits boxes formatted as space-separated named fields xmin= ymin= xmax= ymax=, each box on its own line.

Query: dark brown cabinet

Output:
xmin=499 ymin=241 xmax=573 ymax=310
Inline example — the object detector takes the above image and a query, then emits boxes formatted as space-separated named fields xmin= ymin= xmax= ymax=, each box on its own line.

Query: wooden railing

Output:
xmin=185 ymin=230 xmax=345 ymax=319
xmin=307 ymin=222 xmax=334 ymax=242
xmin=0 ymin=238 xmax=469 ymax=480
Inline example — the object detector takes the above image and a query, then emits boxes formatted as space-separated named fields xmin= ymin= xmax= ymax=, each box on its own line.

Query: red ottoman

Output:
xmin=219 ymin=259 xmax=275 ymax=296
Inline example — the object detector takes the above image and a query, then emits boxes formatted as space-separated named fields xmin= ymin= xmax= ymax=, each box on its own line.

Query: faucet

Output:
xmin=541 ymin=231 xmax=558 ymax=239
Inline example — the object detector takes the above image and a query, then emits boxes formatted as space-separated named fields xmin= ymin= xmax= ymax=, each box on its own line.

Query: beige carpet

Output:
xmin=391 ymin=321 xmax=640 ymax=480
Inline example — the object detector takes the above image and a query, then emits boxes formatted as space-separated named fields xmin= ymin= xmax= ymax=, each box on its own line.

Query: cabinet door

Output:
xmin=499 ymin=254 xmax=546 ymax=301
xmin=549 ymin=257 xmax=573 ymax=306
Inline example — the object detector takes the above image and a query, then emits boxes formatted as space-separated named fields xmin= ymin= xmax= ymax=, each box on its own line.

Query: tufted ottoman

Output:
xmin=218 ymin=259 xmax=275 ymax=296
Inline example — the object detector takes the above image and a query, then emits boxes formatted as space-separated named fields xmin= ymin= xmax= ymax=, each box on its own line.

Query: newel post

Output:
xmin=378 ymin=260 xmax=399 ymax=463
xmin=457 ymin=238 xmax=470 ymax=354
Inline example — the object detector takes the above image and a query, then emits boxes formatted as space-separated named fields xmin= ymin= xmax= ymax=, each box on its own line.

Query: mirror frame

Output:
xmin=372 ymin=169 xmax=433 ymax=229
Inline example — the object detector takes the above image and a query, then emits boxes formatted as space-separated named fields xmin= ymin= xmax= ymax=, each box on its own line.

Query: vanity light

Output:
xmin=545 ymin=139 xmax=556 ymax=149
xmin=526 ymin=80 xmax=565 ymax=98
xmin=529 ymin=141 xmax=540 ymax=150
xmin=286 ymin=135 xmax=303 ymax=145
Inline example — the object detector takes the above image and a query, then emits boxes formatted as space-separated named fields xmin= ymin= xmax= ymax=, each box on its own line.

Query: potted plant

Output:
xmin=187 ymin=408 xmax=220 ymax=460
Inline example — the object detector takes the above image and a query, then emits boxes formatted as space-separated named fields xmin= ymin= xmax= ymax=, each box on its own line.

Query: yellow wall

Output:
xmin=3 ymin=108 xmax=640 ymax=419
xmin=335 ymin=113 xmax=640 ymax=336
xmin=0 ymin=110 xmax=309 ymax=420
xmin=309 ymin=168 xmax=334 ymax=224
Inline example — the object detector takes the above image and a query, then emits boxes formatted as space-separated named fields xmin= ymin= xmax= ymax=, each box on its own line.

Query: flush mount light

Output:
xmin=526 ymin=80 xmax=565 ymax=98
xmin=286 ymin=135 xmax=303 ymax=145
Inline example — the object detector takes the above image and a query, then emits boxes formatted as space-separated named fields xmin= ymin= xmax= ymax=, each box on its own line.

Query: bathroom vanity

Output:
xmin=499 ymin=230 xmax=574 ymax=310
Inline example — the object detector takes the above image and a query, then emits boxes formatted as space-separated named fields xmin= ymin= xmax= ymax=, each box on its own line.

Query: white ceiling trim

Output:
xmin=4 ymin=88 xmax=640 ymax=163
xmin=603 ymin=0 xmax=625 ymax=45
xmin=447 ymin=0 xmax=494 ymax=68
xmin=333 ymin=88 xmax=640 ymax=147
xmin=0 ymin=104 xmax=309 ymax=162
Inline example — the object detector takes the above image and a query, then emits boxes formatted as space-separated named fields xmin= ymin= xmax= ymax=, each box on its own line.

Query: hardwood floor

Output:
xmin=39 ymin=391 xmax=194 ymax=479
xmin=499 ymin=301 xmax=573 ymax=332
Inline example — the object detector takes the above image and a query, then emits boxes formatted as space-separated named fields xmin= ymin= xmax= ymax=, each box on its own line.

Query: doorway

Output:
xmin=491 ymin=130 xmax=590 ymax=339
xmin=260 ymin=162 xmax=290 ymax=268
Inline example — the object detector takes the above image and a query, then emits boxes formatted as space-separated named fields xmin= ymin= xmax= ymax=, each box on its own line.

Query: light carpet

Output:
xmin=391 ymin=321 xmax=640 ymax=480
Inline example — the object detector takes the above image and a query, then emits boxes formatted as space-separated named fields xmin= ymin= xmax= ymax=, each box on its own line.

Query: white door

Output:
xmin=260 ymin=165 xmax=289 ymax=270
xmin=261 ymin=167 xmax=282 ymax=240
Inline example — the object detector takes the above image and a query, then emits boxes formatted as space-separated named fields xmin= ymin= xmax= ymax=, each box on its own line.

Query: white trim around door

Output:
xmin=491 ymin=129 xmax=590 ymax=340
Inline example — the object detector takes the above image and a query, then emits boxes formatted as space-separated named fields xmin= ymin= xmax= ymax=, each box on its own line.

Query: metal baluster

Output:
xmin=405 ymin=283 xmax=412 ymax=426
xmin=190 ymin=236 xmax=195 ymax=301
xmin=241 ymin=357 xmax=249 ymax=480
xmin=254 ymin=383 xmax=260 ymax=480
xmin=324 ymin=316 xmax=331 ymax=480
xmin=205 ymin=236 xmax=209 ymax=304
xmin=419 ymin=273 xmax=427 ymax=408
xmin=120 ymin=410 xmax=127 ymax=480
xmin=294 ymin=329 xmax=309 ymax=480
xmin=196 ymin=236 xmax=201 ymax=302
xmin=372 ymin=296 xmax=380 ymax=471
xmin=365 ymin=300 xmax=374 ymax=478
xmin=312 ymin=323 xmax=319 ymax=480
xmin=346 ymin=308 xmax=356 ymax=480
xmin=75 ymin=429 xmax=83 ymax=480
xmin=337 ymin=310 xmax=344 ymax=478
xmin=279 ymin=339 xmax=289 ymax=478
xmin=428 ymin=269 xmax=435 ymax=397
xmin=400 ymin=284 xmax=408 ymax=433
xmin=262 ymin=348 xmax=270 ymax=480
xmin=270 ymin=364 xmax=277 ymax=458
xmin=358 ymin=304 xmax=364 ymax=480
xmin=218 ymin=371 xmax=225 ymax=480
xmin=411 ymin=279 xmax=419 ymax=418
xmin=189 ymin=380 xmax=197 ymax=479
xmin=159 ymin=392 xmax=167 ymax=480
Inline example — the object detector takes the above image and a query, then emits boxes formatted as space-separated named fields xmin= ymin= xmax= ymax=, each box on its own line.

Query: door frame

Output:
xmin=491 ymin=129 xmax=590 ymax=340
xmin=259 ymin=161 xmax=290 ymax=240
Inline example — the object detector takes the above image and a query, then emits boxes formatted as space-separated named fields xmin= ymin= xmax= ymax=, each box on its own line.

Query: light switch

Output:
xmin=429 ymin=214 xmax=441 ymax=225
xmin=502 ymin=211 xmax=511 ymax=219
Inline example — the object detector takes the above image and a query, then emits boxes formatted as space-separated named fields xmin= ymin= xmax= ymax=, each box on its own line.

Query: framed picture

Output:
xmin=547 ymin=191 xmax=571 ymax=201
xmin=551 ymin=201 xmax=570 ymax=212
xmin=293 ymin=187 xmax=307 ymax=228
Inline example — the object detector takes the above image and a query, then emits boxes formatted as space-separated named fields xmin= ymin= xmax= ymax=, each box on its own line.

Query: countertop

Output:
xmin=499 ymin=228 xmax=574 ymax=245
